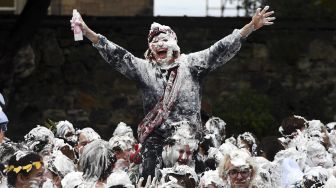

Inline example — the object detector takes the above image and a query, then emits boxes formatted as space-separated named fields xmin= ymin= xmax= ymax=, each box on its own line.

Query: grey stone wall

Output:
xmin=1 ymin=16 xmax=336 ymax=140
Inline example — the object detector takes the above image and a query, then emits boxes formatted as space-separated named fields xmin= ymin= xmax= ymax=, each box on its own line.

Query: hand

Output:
xmin=70 ymin=11 xmax=89 ymax=36
xmin=251 ymin=6 xmax=275 ymax=30
xmin=136 ymin=175 xmax=158 ymax=188
xmin=70 ymin=11 xmax=99 ymax=44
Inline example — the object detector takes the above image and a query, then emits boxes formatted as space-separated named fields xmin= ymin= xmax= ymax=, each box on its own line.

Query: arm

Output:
xmin=188 ymin=6 xmax=275 ymax=76
xmin=70 ymin=12 xmax=148 ymax=81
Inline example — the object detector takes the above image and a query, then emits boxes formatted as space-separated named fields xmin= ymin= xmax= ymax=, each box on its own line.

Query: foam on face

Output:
xmin=150 ymin=33 xmax=180 ymax=68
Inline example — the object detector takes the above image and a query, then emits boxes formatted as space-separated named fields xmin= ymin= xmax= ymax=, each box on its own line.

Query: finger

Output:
xmin=152 ymin=176 xmax=157 ymax=185
xmin=256 ymin=8 xmax=261 ymax=15
xmin=263 ymin=11 xmax=274 ymax=17
xmin=264 ymin=22 xmax=274 ymax=25
xmin=260 ymin=5 xmax=269 ymax=15
xmin=74 ymin=20 xmax=82 ymax=25
xmin=137 ymin=177 xmax=144 ymax=188
xmin=145 ymin=175 xmax=151 ymax=188
xmin=266 ymin=17 xmax=276 ymax=21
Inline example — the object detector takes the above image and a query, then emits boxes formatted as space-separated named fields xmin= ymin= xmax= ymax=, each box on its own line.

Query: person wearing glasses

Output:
xmin=0 ymin=93 xmax=8 ymax=144
xmin=219 ymin=149 xmax=256 ymax=188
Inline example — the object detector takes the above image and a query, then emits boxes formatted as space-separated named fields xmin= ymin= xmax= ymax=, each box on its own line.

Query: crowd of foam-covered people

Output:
xmin=2 ymin=93 xmax=336 ymax=188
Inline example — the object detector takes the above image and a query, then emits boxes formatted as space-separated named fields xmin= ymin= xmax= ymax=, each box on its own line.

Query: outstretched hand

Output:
xmin=70 ymin=11 xmax=88 ymax=35
xmin=69 ymin=10 xmax=99 ymax=44
xmin=251 ymin=6 xmax=275 ymax=30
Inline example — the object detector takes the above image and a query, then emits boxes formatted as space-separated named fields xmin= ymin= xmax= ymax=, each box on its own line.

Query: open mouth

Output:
xmin=156 ymin=49 xmax=167 ymax=59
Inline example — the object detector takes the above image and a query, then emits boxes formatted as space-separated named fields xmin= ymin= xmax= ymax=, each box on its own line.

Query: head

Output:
xmin=219 ymin=149 xmax=255 ymax=188
xmin=112 ymin=122 xmax=134 ymax=138
xmin=279 ymin=115 xmax=308 ymax=138
xmin=55 ymin=120 xmax=76 ymax=144
xmin=78 ymin=140 xmax=116 ymax=182
xmin=306 ymin=140 xmax=332 ymax=168
xmin=257 ymin=136 xmax=284 ymax=161
xmin=145 ymin=22 xmax=180 ymax=66
xmin=61 ymin=172 xmax=83 ymax=188
xmin=162 ymin=121 xmax=198 ymax=167
xmin=6 ymin=151 xmax=44 ymax=188
xmin=76 ymin=127 xmax=100 ymax=155
xmin=159 ymin=165 xmax=198 ymax=188
xmin=24 ymin=126 xmax=55 ymax=153
xmin=106 ymin=170 xmax=133 ymax=188
xmin=199 ymin=170 xmax=226 ymax=188
xmin=44 ymin=151 xmax=76 ymax=187
xmin=307 ymin=120 xmax=331 ymax=148
xmin=237 ymin=132 xmax=258 ymax=156
xmin=204 ymin=117 xmax=226 ymax=147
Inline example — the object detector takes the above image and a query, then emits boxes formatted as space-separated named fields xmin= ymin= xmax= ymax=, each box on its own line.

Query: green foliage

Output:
xmin=44 ymin=119 xmax=57 ymax=135
xmin=214 ymin=89 xmax=276 ymax=138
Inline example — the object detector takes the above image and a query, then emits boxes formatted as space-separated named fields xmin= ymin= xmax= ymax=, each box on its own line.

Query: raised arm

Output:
xmin=188 ymin=6 xmax=275 ymax=76
xmin=70 ymin=12 xmax=149 ymax=82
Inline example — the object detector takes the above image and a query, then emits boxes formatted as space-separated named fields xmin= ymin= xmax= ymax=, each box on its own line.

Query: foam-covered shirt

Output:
xmin=93 ymin=29 xmax=243 ymax=134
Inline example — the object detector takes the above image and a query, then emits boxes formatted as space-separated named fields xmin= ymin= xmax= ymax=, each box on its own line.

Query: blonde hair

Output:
xmin=218 ymin=150 xmax=256 ymax=181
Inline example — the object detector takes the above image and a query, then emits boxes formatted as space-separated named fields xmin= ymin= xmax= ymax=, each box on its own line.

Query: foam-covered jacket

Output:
xmin=93 ymin=29 xmax=243 ymax=135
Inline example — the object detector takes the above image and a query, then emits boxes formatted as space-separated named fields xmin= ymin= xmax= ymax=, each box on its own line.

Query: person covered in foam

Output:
xmin=71 ymin=5 xmax=275 ymax=180
xmin=24 ymin=126 xmax=55 ymax=154
xmin=75 ymin=127 xmax=100 ymax=156
xmin=161 ymin=121 xmax=199 ymax=169
xmin=55 ymin=120 xmax=76 ymax=145
xmin=218 ymin=149 xmax=256 ymax=188
xmin=77 ymin=139 xmax=116 ymax=188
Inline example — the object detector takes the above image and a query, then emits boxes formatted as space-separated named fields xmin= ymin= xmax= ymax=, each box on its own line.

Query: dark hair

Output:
xmin=257 ymin=136 xmax=284 ymax=161
xmin=280 ymin=115 xmax=308 ymax=136
xmin=7 ymin=152 xmax=42 ymax=187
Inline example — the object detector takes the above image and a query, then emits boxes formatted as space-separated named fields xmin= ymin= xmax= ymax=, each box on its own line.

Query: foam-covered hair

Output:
xmin=56 ymin=120 xmax=75 ymax=138
xmin=168 ymin=121 xmax=198 ymax=151
xmin=76 ymin=127 xmax=100 ymax=142
xmin=78 ymin=140 xmax=116 ymax=182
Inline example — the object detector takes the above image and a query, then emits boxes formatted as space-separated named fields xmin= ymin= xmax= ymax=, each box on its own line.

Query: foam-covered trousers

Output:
xmin=140 ymin=129 xmax=164 ymax=182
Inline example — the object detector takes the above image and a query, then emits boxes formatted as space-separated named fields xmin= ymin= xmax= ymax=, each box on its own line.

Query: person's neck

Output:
xmin=95 ymin=180 xmax=105 ymax=188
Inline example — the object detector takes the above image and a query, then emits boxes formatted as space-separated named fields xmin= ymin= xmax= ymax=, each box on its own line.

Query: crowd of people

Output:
xmin=2 ymin=93 xmax=336 ymax=188
xmin=2 ymin=4 xmax=335 ymax=188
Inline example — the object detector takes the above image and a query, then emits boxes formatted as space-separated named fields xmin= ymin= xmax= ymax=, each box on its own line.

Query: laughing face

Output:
xmin=149 ymin=33 xmax=180 ymax=66
xmin=226 ymin=164 xmax=253 ymax=188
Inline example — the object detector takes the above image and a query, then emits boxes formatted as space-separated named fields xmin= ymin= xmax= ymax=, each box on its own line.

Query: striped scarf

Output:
xmin=137 ymin=66 xmax=182 ymax=143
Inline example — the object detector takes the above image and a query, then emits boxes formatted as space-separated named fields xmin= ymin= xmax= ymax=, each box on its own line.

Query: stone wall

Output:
xmin=1 ymin=16 xmax=336 ymax=140
xmin=50 ymin=0 xmax=153 ymax=16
